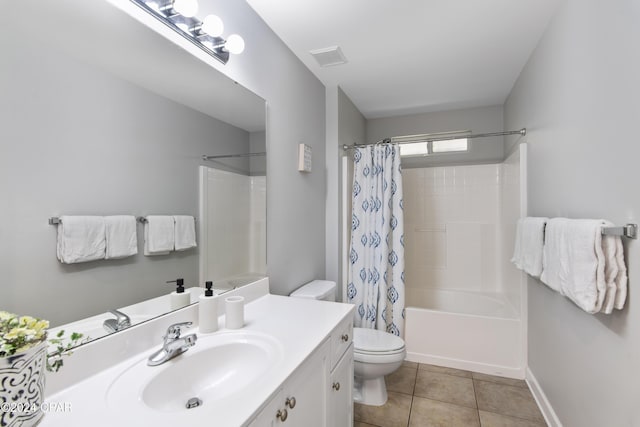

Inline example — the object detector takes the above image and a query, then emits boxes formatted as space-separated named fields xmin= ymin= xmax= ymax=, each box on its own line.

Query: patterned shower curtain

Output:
xmin=347 ymin=144 xmax=405 ymax=337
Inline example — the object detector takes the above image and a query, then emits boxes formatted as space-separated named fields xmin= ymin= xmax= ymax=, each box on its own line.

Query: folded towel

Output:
xmin=600 ymin=222 xmax=619 ymax=314
xmin=540 ymin=218 xmax=606 ymax=313
xmin=56 ymin=216 xmax=106 ymax=264
xmin=174 ymin=215 xmax=197 ymax=251
xmin=105 ymin=215 xmax=138 ymax=259
xmin=511 ymin=217 xmax=547 ymax=277
xmin=613 ymin=236 xmax=628 ymax=310
xmin=144 ymin=216 xmax=174 ymax=256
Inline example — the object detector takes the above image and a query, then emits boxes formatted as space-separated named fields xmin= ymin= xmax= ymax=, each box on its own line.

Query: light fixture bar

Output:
xmin=130 ymin=0 xmax=230 ymax=65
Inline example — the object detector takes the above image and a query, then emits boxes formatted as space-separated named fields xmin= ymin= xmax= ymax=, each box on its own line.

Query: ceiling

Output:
xmin=246 ymin=0 xmax=560 ymax=119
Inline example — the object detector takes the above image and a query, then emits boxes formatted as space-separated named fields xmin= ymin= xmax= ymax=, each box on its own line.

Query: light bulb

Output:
xmin=225 ymin=34 xmax=245 ymax=54
xmin=201 ymin=15 xmax=224 ymax=37
xmin=172 ymin=0 xmax=198 ymax=17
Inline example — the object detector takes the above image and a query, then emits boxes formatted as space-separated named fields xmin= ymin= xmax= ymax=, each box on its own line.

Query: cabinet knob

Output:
xmin=332 ymin=382 xmax=341 ymax=391
xmin=285 ymin=396 xmax=296 ymax=409
xmin=276 ymin=409 xmax=288 ymax=422
xmin=341 ymin=334 xmax=349 ymax=342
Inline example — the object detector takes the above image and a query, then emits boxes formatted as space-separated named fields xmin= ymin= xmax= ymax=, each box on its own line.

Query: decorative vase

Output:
xmin=0 ymin=341 xmax=47 ymax=427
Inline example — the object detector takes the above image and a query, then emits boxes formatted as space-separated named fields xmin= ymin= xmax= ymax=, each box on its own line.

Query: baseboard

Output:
xmin=525 ymin=367 xmax=563 ymax=427
xmin=406 ymin=352 xmax=525 ymax=379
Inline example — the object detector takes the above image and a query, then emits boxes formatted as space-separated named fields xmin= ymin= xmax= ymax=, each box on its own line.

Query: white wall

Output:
xmin=204 ymin=0 xmax=327 ymax=295
xmin=366 ymin=106 xmax=504 ymax=168
xmin=325 ymin=88 xmax=367 ymax=298
xmin=505 ymin=0 xmax=640 ymax=425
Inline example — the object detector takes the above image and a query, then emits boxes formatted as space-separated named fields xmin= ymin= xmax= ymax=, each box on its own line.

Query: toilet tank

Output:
xmin=289 ymin=280 xmax=336 ymax=302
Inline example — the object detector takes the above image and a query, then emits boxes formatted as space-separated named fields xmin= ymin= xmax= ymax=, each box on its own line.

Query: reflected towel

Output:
xmin=105 ymin=215 xmax=138 ymax=259
xmin=56 ymin=216 xmax=106 ymax=264
xmin=144 ymin=216 xmax=174 ymax=256
xmin=174 ymin=215 xmax=196 ymax=251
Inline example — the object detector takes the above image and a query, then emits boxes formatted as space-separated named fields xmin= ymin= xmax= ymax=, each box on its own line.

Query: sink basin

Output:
xmin=106 ymin=331 xmax=283 ymax=413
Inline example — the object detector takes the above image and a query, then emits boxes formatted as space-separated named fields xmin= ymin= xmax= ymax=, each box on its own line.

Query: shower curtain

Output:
xmin=347 ymin=144 xmax=405 ymax=336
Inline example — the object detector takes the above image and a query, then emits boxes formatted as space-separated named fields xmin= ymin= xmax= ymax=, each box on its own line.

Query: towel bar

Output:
xmin=602 ymin=223 xmax=637 ymax=239
xmin=137 ymin=216 xmax=197 ymax=224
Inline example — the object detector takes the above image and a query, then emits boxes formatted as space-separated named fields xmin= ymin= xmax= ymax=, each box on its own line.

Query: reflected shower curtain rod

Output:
xmin=202 ymin=151 xmax=266 ymax=161
xmin=342 ymin=128 xmax=526 ymax=150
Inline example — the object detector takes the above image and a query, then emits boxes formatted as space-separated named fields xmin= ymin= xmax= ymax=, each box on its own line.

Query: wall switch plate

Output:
xmin=298 ymin=143 xmax=312 ymax=172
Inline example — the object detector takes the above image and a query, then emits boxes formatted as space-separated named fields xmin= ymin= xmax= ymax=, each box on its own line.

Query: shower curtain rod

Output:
xmin=202 ymin=152 xmax=266 ymax=161
xmin=342 ymin=128 xmax=526 ymax=151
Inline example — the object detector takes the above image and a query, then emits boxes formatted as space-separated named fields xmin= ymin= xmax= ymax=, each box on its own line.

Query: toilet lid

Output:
xmin=353 ymin=327 xmax=405 ymax=353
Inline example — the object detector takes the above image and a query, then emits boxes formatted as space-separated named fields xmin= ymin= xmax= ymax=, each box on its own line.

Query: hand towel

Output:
xmin=521 ymin=217 xmax=548 ymax=278
xmin=540 ymin=218 xmax=606 ymax=313
xmin=56 ymin=216 xmax=106 ymax=264
xmin=104 ymin=215 xmax=138 ymax=259
xmin=144 ymin=215 xmax=174 ymax=256
xmin=174 ymin=215 xmax=197 ymax=251
xmin=600 ymin=223 xmax=619 ymax=314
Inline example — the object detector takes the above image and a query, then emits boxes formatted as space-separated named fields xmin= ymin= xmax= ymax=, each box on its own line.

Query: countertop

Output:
xmin=39 ymin=293 xmax=353 ymax=427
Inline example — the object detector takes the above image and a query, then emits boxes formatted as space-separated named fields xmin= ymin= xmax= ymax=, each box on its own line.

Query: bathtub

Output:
xmin=404 ymin=288 xmax=525 ymax=378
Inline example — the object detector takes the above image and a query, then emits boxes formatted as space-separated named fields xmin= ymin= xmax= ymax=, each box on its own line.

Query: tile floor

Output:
xmin=354 ymin=362 xmax=547 ymax=427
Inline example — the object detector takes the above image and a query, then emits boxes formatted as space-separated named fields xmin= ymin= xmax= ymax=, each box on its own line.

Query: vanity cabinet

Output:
xmin=329 ymin=344 xmax=354 ymax=427
xmin=249 ymin=316 xmax=354 ymax=427
xmin=249 ymin=340 xmax=329 ymax=427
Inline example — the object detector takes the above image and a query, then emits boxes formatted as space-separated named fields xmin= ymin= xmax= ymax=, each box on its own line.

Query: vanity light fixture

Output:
xmin=131 ymin=0 xmax=245 ymax=65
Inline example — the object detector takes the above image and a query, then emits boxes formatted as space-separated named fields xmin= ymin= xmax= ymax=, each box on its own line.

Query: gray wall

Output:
xmin=325 ymin=87 xmax=366 ymax=297
xmin=366 ymin=106 xmax=504 ymax=168
xmin=0 ymin=36 xmax=250 ymax=326
xmin=169 ymin=0 xmax=327 ymax=296
xmin=505 ymin=0 xmax=640 ymax=425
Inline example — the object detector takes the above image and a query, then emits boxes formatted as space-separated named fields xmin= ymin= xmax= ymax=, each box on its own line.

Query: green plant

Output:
xmin=0 ymin=311 xmax=87 ymax=372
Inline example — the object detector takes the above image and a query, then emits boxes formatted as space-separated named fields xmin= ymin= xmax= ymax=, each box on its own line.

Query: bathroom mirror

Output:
xmin=0 ymin=0 xmax=266 ymax=343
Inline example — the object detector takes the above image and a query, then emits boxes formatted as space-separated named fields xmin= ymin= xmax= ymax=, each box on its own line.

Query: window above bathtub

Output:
xmin=400 ymin=138 xmax=469 ymax=157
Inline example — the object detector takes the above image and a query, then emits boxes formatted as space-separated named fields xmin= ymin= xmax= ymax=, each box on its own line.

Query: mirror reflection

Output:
xmin=0 ymin=0 xmax=266 ymax=346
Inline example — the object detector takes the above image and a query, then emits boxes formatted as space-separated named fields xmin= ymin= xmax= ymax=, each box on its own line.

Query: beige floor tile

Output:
xmin=402 ymin=360 xmax=418 ymax=369
xmin=409 ymin=396 xmax=480 ymax=427
xmin=479 ymin=410 xmax=547 ymax=427
xmin=472 ymin=372 xmax=528 ymax=388
xmin=475 ymin=380 xmax=545 ymax=422
xmin=354 ymin=391 xmax=412 ymax=427
xmin=386 ymin=366 xmax=417 ymax=395
xmin=355 ymin=422 xmax=380 ymax=427
xmin=414 ymin=370 xmax=477 ymax=408
xmin=418 ymin=363 xmax=473 ymax=378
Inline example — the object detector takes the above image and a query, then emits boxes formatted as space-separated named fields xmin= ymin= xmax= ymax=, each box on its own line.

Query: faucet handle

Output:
xmin=108 ymin=309 xmax=131 ymax=327
xmin=164 ymin=321 xmax=193 ymax=340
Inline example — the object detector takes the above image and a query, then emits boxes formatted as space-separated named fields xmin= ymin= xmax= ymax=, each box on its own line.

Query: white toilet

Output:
xmin=290 ymin=280 xmax=406 ymax=406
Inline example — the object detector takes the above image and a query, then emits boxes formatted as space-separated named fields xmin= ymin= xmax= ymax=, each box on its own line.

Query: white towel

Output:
xmin=613 ymin=236 xmax=628 ymax=310
xmin=104 ymin=215 xmax=138 ymax=259
xmin=144 ymin=216 xmax=174 ymax=256
xmin=540 ymin=218 xmax=606 ymax=313
xmin=174 ymin=215 xmax=197 ymax=251
xmin=511 ymin=217 xmax=547 ymax=277
xmin=600 ymin=223 xmax=619 ymax=314
xmin=56 ymin=216 xmax=106 ymax=264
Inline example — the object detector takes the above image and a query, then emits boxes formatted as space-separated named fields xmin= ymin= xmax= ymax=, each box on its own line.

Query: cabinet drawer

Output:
xmin=331 ymin=316 xmax=353 ymax=369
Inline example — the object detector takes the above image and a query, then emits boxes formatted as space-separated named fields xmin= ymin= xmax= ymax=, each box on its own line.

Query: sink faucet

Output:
xmin=147 ymin=322 xmax=197 ymax=366
xmin=103 ymin=309 xmax=131 ymax=333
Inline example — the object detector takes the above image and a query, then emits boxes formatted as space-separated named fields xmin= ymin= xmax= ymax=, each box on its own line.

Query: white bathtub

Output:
xmin=404 ymin=288 xmax=525 ymax=378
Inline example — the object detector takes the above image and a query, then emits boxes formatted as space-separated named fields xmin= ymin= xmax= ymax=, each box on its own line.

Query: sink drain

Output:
xmin=186 ymin=397 xmax=203 ymax=409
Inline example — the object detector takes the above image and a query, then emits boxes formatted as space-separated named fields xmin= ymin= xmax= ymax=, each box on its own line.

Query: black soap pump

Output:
xmin=167 ymin=278 xmax=190 ymax=310
xmin=199 ymin=281 xmax=218 ymax=333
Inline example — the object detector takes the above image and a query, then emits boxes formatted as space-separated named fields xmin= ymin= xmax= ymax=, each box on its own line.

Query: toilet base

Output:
xmin=353 ymin=376 xmax=388 ymax=406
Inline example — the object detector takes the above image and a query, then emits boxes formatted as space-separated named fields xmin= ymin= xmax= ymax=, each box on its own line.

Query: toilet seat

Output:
xmin=353 ymin=327 xmax=406 ymax=364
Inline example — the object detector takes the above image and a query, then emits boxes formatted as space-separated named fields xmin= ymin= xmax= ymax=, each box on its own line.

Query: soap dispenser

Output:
xmin=167 ymin=278 xmax=190 ymax=310
xmin=199 ymin=281 xmax=218 ymax=333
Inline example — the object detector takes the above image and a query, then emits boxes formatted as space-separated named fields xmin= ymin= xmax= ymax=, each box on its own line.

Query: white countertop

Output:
xmin=40 ymin=292 xmax=353 ymax=427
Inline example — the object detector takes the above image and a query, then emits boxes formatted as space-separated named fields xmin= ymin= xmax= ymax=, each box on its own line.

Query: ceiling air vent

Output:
xmin=309 ymin=46 xmax=348 ymax=67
